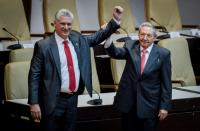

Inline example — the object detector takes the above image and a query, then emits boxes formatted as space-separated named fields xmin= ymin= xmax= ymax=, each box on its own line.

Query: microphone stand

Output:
xmin=150 ymin=18 xmax=168 ymax=33
xmin=2 ymin=28 xmax=22 ymax=50
xmin=116 ymin=27 xmax=132 ymax=42
xmin=149 ymin=18 xmax=171 ymax=40
xmin=87 ymin=89 xmax=102 ymax=105
xmin=150 ymin=18 xmax=200 ymax=39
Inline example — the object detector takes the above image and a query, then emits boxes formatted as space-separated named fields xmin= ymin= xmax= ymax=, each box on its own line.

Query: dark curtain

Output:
xmin=22 ymin=0 xmax=32 ymax=30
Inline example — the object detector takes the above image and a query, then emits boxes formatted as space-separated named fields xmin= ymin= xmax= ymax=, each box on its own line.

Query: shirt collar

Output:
xmin=55 ymin=32 xmax=69 ymax=44
xmin=140 ymin=43 xmax=154 ymax=53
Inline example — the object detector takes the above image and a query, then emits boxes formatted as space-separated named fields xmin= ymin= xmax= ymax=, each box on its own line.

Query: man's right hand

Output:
xmin=30 ymin=104 xmax=41 ymax=122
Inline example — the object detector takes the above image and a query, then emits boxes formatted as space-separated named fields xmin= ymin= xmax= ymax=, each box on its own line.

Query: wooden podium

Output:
xmin=3 ymin=87 xmax=200 ymax=131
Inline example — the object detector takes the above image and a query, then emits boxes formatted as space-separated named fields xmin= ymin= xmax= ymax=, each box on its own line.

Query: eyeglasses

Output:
xmin=139 ymin=33 xmax=154 ymax=39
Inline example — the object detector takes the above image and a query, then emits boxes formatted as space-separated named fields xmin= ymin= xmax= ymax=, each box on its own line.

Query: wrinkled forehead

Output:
xmin=139 ymin=26 xmax=156 ymax=37
xmin=140 ymin=26 xmax=153 ymax=33
xmin=55 ymin=15 xmax=73 ymax=23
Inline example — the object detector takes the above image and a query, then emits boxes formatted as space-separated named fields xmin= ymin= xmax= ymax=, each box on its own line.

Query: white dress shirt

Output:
xmin=55 ymin=32 xmax=80 ymax=93
xmin=140 ymin=44 xmax=153 ymax=67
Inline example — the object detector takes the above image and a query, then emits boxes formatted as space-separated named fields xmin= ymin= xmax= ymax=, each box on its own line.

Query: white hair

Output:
xmin=55 ymin=9 xmax=74 ymax=20
xmin=139 ymin=22 xmax=157 ymax=37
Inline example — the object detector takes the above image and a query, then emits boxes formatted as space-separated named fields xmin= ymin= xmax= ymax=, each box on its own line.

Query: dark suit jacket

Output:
xmin=106 ymin=40 xmax=172 ymax=118
xmin=28 ymin=19 xmax=119 ymax=115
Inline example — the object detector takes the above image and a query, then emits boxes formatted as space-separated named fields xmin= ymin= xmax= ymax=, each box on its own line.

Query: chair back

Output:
xmin=145 ymin=0 xmax=182 ymax=31
xmin=0 ymin=0 xmax=30 ymax=40
xmin=4 ymin=61 xmax=30 ymax=100
xmin=43 ymin=0 xmax=80 ymax=33
xmin=110 ymin=59 xmax=126 ymax=89
xmin=9 ymin=48 xmax=34 ymax=62
xmin=158 ymin=37 xmax=196 ymax=86
xmin=98 ymin=0 xmax=136 ymax=33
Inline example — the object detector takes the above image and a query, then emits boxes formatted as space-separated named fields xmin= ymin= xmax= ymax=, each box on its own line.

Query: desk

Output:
xmin=159 ymin=86 xmax=200 ymax=131
xmin=3 ymin=93 xmax=120 ymax=131
xmin=3 ymin=88 xmax=200 ymax=131
xmin=178 ymin=86 xmax=200 ymax=93
xmin=174 ymin=86 xmax=200 ymax=94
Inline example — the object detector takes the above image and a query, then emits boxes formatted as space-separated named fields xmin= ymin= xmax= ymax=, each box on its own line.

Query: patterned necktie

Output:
xmin=63 ymin=40 xmax=76 ymax=92
xmin=141 ymin=49 xmax=147 ymax=74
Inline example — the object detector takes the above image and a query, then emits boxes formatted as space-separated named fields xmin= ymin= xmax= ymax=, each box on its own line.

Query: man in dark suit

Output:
xmin=105 ymin=22 xmax=172 ymax=131
xmin=28 ymin=6 xmax=123 ymax=131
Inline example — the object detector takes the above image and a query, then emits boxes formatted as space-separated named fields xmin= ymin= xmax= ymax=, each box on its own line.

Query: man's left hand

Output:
xmin=158 ymin=109 xmax=168 ymax=120
xmin=113 ymin=6 xmax=123 ymax=21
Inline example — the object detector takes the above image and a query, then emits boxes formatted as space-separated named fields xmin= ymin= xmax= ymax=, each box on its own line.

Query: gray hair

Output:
xmin=139 ymin=22 xmax=157 ymax=37
xmin=55 ymin=9 xmax=74 ymax=20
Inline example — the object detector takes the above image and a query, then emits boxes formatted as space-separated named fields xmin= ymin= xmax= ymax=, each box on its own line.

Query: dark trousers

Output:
xmin=121 ymin=108 xmax=159 ymax=131
xmin=40 ymin=94 xmax=78 ymax=131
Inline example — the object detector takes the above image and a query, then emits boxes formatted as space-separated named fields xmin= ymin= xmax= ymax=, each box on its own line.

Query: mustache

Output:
xmin=141 ymin=40 xmax=150 ymax=43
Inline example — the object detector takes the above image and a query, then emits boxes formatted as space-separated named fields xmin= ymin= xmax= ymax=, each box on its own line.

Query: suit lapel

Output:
xmin=128 ymin=41 xmax=141 ymax=76
xmin=143 ymin=44 xmax=159 ymax=75
xmin=133 ymin=44 xmax=141 ymax=76
xmin=69 ymin=33 xmax=81 ymax=66
xmin=49 ymin=35 xmax=61 ymax=80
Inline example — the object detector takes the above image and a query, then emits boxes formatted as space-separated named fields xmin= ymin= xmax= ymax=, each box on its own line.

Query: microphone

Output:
xmin=150 ymin=18 xmax=200 ymax=39
xmin=116 ymin=26 xmax=132 ymax=42
xmin=2 ymin=27 xmax=22 ymax=50
xmin=150 ymin=18 xmax=168 ymax=33
xmin=150 ymin=18 xmax=170 ymax=40
xmin=87 ymin=89 xmax=102 ymax=105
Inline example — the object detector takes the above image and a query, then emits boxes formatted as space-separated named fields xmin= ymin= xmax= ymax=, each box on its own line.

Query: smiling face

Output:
xmin=54 ymin=15 xmax=73 ymax=39
xmin=53 ymin=9 xmax=74 ymax=39
xmin=138 ymin=22 xmax=156 ymax=49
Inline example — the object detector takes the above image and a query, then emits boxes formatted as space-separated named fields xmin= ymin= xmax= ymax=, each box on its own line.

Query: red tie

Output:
xmin=141 ymin=49 xmax=147 ymax=74
xmin=63 ymin=40 xmax=76 ymax=92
